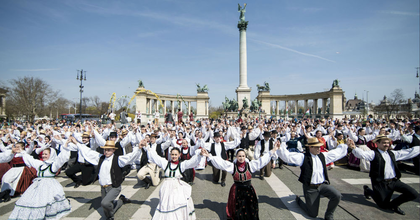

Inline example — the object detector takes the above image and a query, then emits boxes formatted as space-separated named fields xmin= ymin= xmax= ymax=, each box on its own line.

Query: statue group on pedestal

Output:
xmin=196 ymin=83 xmax=209 ymax=93
xmin=223 ymin=96 xmax=238 ymax=112
xmin=256 ymin=82 xmax=270 ymax=92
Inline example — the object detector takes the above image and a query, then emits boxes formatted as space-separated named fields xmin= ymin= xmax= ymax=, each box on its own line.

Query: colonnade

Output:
xmin=135 ymin=87 xmax=210 ymax=120
xmin=257 ymin=85 xmax=345 ymax=119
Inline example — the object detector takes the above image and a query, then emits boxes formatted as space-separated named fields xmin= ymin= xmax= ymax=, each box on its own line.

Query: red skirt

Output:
xmin=226 ymin=182 xmax=259 ymax=220
xmin=0 ymin=163 xmax=11 ymax=183
xmin=14 ymin=166 xmax=37 ymax=196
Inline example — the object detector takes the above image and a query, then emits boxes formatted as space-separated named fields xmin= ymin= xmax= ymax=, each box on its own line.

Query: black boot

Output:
xmin=0 ymin=189 xmax=11 ymax=202
xmin=143 ymin=177 xmax=152 ymax=189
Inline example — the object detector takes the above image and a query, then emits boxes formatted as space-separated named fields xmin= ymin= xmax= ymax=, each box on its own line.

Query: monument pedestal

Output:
xmin=236 ymin=87 xmax=251 ymax=110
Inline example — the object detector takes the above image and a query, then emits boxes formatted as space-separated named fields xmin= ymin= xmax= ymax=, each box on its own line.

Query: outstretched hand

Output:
xmin=347 ymin=139 xmax=356 ymax=150
xmin=200 ymin=148 xmax=210 ymax=157
xmin=272 ymin=140 xmax=280 ymax=153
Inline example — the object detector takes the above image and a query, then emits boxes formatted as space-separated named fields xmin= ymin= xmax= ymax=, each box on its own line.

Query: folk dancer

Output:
xmin=277 ymin=137 xmax=348 ymax=220
xmin=349 ymin=135 xmax=419 ymax=215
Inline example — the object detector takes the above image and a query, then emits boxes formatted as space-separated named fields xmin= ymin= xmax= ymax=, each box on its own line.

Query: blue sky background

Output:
xmin=0 ymin=0 xmax=419 ymax=110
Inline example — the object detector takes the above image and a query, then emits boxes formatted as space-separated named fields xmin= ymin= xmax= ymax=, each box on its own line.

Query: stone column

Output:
xmin=304 ymin=99 xmax=308 ymax=114
xmin=295 ymin=100 xmax=298 ymax=116
xmin=156 ymin=100 xmax=159 ymax=113
xmin=313 ymin=99 xmax=318 ymax=118
xmin=285 ymin=101 xmax=288 ymax=116
xmin=163 ymin=100 xmax=167 ymax=115
xmin=236 ymin=20 xmax=251 ymax=109
xmin=188 ymin=102 xmax=191 ymax=114
xmin=171 ymin=101 xmax=175 ymax=114
xmin=276 ymin=101 xmax=279 ymax=116
xmin=322 ymin=98 xmax=327 ymax=115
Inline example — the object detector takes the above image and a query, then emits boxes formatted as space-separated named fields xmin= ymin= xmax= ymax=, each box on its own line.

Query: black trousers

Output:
xmin=367 ymin=179 xmax=418 ymax=209
xmin=65 ymin=162 xmax=95 ymax=185
xmin=212 ymin=166 xmax=227 ymax=183
xmin=297 ymin=183 xmax=341 ymax=219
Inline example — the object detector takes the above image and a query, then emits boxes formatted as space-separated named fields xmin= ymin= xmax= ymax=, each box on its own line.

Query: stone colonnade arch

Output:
xmin=135 ymin=86 xmax=210 ymax=122
xmin=257 ymin=85 xmax=345 ymax=119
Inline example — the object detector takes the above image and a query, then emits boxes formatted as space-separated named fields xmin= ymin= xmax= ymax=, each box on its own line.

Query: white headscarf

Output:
xmin=43 ymin=147 xmax=57 ymax=164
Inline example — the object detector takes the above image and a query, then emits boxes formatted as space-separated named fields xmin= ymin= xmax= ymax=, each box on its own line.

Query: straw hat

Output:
xmin=121 ymin=129 xmax=128 ymax=135
xmin=100 ymin=140 xmax=117 ymax=149
xmin=306 ymin=138 xmax=324 ymax=147
xmin=82 ymin=132 xmax=90 ymax=138
xmin=372 ymin=135 xmax=392 ymax=143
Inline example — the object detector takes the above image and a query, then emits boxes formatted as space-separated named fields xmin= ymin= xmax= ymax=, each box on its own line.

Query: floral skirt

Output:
xmin=226 ymin=182 xmax=258 ymax=220
xmin=9 ymin=178 xmax=71 ymax=220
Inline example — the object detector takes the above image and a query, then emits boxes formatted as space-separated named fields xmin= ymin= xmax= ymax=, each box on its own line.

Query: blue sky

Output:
xmin=0 ymin=0 xmax=419 ymax=110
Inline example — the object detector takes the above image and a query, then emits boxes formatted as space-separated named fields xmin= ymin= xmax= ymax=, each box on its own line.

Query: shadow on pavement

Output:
xmin=258 ymin=195 xmax=289 ymax=210
xmin=195 ymin=199 xmax=227 ymax=220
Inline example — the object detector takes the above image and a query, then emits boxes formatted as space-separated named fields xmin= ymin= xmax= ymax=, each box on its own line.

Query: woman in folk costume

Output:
xmin=202 ymin=142 xmax=279 ymax=220
xmin=347 ymin=128 xmax=377 ymax=169
xmin=171 ymin=138 xmax=201 ymax=184
xmin=0 ymin=141 xmax=37 ymax=202
xmin=8 ymin=141 xmax=72 ymax=220
xmin=144 ymin=139 xmax=205 ymax=220
xmin=327 ymin=131 xmax=348 ymax=166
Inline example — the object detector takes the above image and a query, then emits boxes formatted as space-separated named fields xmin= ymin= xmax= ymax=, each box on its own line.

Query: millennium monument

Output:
xmin=236 ymin=3 xmax=251 ymax=110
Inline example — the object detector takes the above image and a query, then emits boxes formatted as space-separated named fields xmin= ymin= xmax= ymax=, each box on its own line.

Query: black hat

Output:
xmin=214 ymin=132 xmax=221 ymax=138
xmin=109 ymin=132 xmax=117 ymax=138
xmin=241 ymin=126 xmax=247 ymax=130
xmin=263 ymin=131 xmax=271 ymax=137
xmin=271 ymin=130 xmax=278 ymax=134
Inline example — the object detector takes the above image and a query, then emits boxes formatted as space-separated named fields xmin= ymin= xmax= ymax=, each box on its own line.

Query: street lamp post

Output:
xmin=416 ymin=67 xmax=420 ymax=93
xmin=364 ymin=90 xmax=369 ymax=115
xmin=77 ymin=70 xmax=86 ymax=121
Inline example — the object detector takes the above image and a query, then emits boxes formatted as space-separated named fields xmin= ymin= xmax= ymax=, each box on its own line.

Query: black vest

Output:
xmin=210 ymin=142 xmax=227 ymax=160
xmin=240 ymin=133 xmax=250 ymax=149
xmin=298 ymin=153 xmax=329 ymax=185
xmin=94 ymin=154 xmax=123 ymax=187
xmin=139 ymin=148 xmax=148 ymax=167
xmin=115 ymin=141 xmax=123 ymax=156
xmin=260 ymin=139 xmax=273 ymax=155
xmin=369 ymin=149 xmax=401 ymax=182
xmin=409 ymin=134 xmax=420 ymax=148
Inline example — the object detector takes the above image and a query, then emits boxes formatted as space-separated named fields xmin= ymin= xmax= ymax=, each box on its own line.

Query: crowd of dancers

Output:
xmin=0 ymin=115 xmax=419 ymax=220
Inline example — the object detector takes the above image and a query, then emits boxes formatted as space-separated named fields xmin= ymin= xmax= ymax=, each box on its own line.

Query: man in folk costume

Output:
xmin=254 ymin=131 xmax=277 ymax=179
xmin=349 ymin=135 xmax=419 ymax=215
xmin=244 ymin=124 xmax=262 ymax=161
xmin=199 ymin=131 xmax=241 ymax=187
xmin=137 ymin=134 xmax=164 ymax=189
xmin=73 ymin=140 xmax=140 ymax=220
xmin=400 ymin=125 xmax=420 ymax=175
xmin=65 ymin=132 xmax=98 ymax=188
xmin=307 ymin=130 xmax=336 ymax=170
xmin=277 ymin=137 xmax=348 ymax=220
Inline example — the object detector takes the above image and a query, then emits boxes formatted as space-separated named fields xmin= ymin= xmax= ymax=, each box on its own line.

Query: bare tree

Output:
xmin=374 ymin=89 xmax=406 ymax=119
xmin=6 ymin=76 xmax=59 ymax=121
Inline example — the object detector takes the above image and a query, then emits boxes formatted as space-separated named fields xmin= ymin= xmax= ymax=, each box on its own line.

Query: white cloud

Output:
xmin=252 ymin=39 xmax=336 ymax=63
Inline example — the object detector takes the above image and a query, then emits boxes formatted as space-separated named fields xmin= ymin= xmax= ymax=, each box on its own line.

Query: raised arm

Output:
xmin=118 ymin=146 xmax=141 ymax=167
xmin=180 ymin=154 xmax=203 ymax=172
xmin=392 ymin=146 xmax=420 ymax=161
xmin=323 ymin=143 xmax=348 ymax=164
xmin=0 ymin=150 xmax=14 ymax=163
xmin=208 ymin=155 xmax=234 ymax=174
xmin=21 ymin=151 xmax=44 ymax=170
xmin=277 ymin=142 xmax=304 ymax=166
xmin=51 ymin=146 xmax=71 ymax=172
